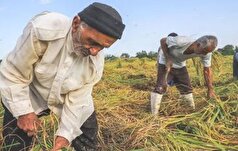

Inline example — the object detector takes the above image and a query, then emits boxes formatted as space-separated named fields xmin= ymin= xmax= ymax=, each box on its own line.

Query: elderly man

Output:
xmin=151 ymin=34 xmax=217 ymax=115
xmin=0 ymin=2 xmax=125 ymax=151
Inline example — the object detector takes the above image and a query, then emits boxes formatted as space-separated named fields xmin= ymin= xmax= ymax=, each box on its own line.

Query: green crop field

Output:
xmin=0 ymin=54 xmax=237 ymax=151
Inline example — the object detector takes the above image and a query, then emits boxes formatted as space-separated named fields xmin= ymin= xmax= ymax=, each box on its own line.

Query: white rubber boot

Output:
xmin=179 ymin=93 xmax=195 ymax=110
xmin=150 ymin=92 xmax=163 ymax=115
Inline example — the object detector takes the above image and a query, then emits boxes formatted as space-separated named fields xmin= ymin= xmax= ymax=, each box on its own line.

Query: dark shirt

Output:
xmin=233 ymin=51 xmax=238 ymax=78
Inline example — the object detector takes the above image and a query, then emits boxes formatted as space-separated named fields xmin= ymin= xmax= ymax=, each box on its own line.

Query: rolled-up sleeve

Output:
xmin=55 ymin=83 xmax=95 ymax=143
xmin=0 ymin=23 xmax=43 ymax=117
xmin=200 ymin=53 xmax=212 ymax=67
xmin=166 ymin=36 xmax=194 ymax=48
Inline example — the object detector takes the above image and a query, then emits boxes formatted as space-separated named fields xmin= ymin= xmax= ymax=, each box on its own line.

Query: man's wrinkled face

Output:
xmin=194 ymin=36 xmax=218 ymax=55
xmin=72 ymin=27 xmax=92 ymax=57
xmin=71 ymin=16 xmax=117 ymax=57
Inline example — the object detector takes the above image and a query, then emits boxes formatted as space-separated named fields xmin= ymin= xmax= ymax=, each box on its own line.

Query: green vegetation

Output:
xmin=218 ymin=45 xmax=238 ymax=56
xmin=136 ymin=50 xmax=158 ymax=59
xmin=0 ymin=55 xmax=237 ymax=150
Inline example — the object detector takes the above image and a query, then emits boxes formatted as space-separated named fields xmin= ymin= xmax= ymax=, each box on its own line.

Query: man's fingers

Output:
xmin=17 ymin=112 xmax=41 ymax=135
xmin=17 ymin=122 xmax=24 ymax=129
xmin=24 ymin=127 xmax=36 ymax=134
xmin=52 ymin=136 xmax=70 ymax=151
xmin=18 ymin=120 xmax=40 ymax=134
xmin=27 ymin=131 xmax=36 ymax=137
xmin=34 ymin=119 xmax=42 ymax=128
xmin=26 ymin=123 xmax=38 ymax=136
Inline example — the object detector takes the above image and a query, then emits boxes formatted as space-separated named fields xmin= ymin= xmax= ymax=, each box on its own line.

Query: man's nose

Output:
xmin=89 ymin=46 xmax=104 ymax=56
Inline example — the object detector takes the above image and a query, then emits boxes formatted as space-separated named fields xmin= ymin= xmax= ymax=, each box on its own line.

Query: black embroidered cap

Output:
xmin=78 ymin=2 xmax=125 ymax=39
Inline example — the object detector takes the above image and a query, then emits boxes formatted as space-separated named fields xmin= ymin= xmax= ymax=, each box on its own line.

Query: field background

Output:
xmin=0 ymin=54 xmax=238 ymax=150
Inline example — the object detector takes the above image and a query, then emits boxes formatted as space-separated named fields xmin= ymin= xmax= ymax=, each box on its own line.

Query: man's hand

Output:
xmin=51 ymin=136 xmax=70 ymax=151
xmin=207 ymin=88 xmax=216 ymax=99
xmin=17 ymin=112 xmax=41 ymax=137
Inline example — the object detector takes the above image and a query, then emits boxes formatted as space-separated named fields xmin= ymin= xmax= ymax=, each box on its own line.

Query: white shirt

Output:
xmin=159 ymin=36 xmax=212 ymax=68
xmin=0 ymin=12 xmax=104 ymax=142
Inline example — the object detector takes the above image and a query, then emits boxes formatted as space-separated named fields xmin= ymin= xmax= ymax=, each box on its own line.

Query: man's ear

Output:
xmin=72 ymin=16 xmax=81 ymax=33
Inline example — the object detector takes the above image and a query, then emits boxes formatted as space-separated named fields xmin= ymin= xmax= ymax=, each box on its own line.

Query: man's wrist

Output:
xmin=53 ymin=136 xmax=70 ymax=150
xmin=208 ymin=86 xmax=214 ymax=91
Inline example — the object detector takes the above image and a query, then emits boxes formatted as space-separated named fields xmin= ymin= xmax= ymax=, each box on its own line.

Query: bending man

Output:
xmin=0 ymin=2 xmax=125 ymax=150
xmin=151 ymin=33 xmax=217 ymax=115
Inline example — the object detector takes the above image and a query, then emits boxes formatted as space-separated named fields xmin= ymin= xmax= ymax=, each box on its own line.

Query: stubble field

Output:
xmin=0 ymin=54 xmax=237 ymax=150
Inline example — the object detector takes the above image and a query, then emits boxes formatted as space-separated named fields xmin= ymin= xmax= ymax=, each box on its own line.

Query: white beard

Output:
xmin=73 ymin=46 xmax=91 ymax=57
xmin=72 ymin=30 xmax=91 ymax=57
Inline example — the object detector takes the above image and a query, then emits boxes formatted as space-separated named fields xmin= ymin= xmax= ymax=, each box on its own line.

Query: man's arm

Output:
xmin=0 ymin=23 xmax=47 ymax=136
xmin=53 ymin=84 xmax=95 ymax=150
xmin=160 ymin=38 xmax=173 ymax=91
xmin=203 ymin=67 xmax=215 ymax=99
xmin=160 ymin=38 xmax=173 ymax=71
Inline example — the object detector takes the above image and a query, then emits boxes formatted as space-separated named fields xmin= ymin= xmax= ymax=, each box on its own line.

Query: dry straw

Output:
xmin=0 ymin=55 xmax=237 ymax=150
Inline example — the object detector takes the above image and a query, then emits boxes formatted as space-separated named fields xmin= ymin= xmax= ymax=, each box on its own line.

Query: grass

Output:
xmin=0 ymin=55 xmax=237 ymax=150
